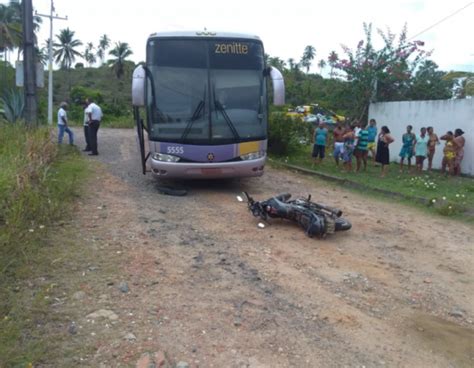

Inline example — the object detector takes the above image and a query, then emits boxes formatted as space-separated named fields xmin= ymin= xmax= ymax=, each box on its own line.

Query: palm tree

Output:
xmin=53 ymin=28 xmax=83 ymax=69
xmin=84 ymin=42 xmax=96 ymax=66
xmin=328 ymin=51 xmax=339 ymax=78
xmin=36 ymin=46 xmax=48 ymax=65
xmin=317 ymin=59 xmax=326 ymax=75
xmin=108 ymin=41 xmax=133 ymax=79
xmin=97 ymin=34 xmax=110 ymax=65
xmin=0 ymin=3 xmax=21 ymax=53
xmin=287 ymin=58 xmax=298 ymax=71
xmin=5 ymin=0 xmax=42 ymax=60
xmin=300 ymin=45 xmax=316 ymax=73
xmin=0 ymin=2 xmax=21 ymax=90
xmin=268 ymin=56 xmax=286 ymax=71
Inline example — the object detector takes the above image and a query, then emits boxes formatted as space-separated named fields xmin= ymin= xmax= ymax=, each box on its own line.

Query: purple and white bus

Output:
xmin=132 ymin=31 xmax=285 ymax=178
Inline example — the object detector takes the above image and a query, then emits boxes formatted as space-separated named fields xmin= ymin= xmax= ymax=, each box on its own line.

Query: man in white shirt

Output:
xmin=57 ymin=102 xmax=74 ymax=145
xmin=85 ymin=98 xmax=103 ymax=156
xmin=82 ymin=101 xmax=91 ymax=152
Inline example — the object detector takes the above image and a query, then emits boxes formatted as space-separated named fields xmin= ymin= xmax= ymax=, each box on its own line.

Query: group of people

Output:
xmin=57 ymin=98 xmax=103 ymax=156
xmin=399 ymin=124 xmax=465 ymax=176
xmin=312 ymin=119 xmax=466 ymax=177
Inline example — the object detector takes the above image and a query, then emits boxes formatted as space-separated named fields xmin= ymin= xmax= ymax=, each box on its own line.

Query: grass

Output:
xmin=65 ymin=108 xmax=135 ymax=129
xmin=272 ymin=144 xmax=474 ymax=219
xmin=67 ymin=114 xmax=135 ymax=129
xmin=0 ymin=123 xmax=90 ymax=366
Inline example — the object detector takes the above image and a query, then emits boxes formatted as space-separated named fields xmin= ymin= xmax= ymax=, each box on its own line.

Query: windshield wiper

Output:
xmin=142 ymin=66 xmax=166 ymax=127
xmin=181 ymin=99 xmax=205 ymax=140
xmin=213 ymin=89 xmax=240 ymax=140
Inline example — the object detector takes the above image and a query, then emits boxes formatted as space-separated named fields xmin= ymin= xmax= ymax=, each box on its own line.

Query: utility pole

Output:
xmin=23 ymin=0 xmax=37 ymax=125
xmin=36 ymin=1 xmax=67 ymax=125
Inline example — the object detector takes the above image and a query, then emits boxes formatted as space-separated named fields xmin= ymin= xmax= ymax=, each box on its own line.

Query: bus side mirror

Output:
xmin=132 ymin=65 xmax=146 ymax=106
xmin=269 ymin=66 xmax=285 ymax=106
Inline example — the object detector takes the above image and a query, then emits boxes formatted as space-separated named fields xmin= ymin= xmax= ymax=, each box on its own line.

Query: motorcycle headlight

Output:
xmin=152 ymin=153 xmax=180 ymax=162
xmin=240 ymin=151 xmax=266 ymax=161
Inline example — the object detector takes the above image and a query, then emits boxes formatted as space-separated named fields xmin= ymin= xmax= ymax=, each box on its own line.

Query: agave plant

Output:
xmin=0 ymin=89 xmax=24 ymax=123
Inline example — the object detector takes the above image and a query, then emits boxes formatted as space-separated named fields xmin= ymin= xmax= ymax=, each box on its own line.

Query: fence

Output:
xmin=369 ymin=99 xmax=473 ymax=175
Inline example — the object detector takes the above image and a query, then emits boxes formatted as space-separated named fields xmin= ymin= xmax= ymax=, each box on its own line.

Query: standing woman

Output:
xmin=375 ymin=126 xmax=395 ymax=178
xmin=414 ymin=127 xmax=429 ymax=173
xmin=399 ymin=125 xmax=415 ymax=173
xmin=427 ymin=126 xmax=439 ymax=171
xmin=453 ymin=129 xmax=465 ymax=176
xmin=342 ymin=125 xmax=356 ymax=172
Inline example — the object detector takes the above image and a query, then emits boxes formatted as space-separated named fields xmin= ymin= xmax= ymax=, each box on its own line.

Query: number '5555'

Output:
xmin=167 ymin=146 xmax=184 ymax=154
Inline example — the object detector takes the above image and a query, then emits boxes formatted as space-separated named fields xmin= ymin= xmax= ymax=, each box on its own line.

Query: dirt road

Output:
xmin=50 ymin=128 xmax=473 ymax=367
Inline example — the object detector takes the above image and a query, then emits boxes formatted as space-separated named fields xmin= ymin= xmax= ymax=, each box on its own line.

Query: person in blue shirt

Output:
xmin=312 ymin=121 xmax=328 ymax=165
xmin=367 ymin=118 xmax=377 ymax=163
xmin=399 ymin=125 xmax=416 ymax=173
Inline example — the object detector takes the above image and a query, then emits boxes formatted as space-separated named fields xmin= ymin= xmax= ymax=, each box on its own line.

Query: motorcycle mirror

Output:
xmin=258 ymin=223 xmax=265 ymax=229
xmin=236 ymin=195 xmax=243 ymax=202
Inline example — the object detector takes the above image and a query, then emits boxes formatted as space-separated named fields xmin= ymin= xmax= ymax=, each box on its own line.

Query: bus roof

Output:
xmin=148 ymin=31 xmax=261 ymax=41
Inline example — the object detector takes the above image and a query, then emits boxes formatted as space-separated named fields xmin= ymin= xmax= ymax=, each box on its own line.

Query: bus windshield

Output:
xmin=146 ymin=38 xmax=266 ymax=144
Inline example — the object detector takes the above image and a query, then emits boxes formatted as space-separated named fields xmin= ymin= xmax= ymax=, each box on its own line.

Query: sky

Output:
xmin=5 ymin=0 xmax=474 ymax=73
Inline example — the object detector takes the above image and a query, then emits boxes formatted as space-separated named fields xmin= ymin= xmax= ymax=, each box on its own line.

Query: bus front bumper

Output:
xmin=149 ymin=156 xmax=266 ymax=179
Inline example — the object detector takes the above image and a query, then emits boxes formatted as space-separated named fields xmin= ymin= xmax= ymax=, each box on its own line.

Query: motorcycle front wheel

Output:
xmin=335 ymin=218 xmax=352 ymax=231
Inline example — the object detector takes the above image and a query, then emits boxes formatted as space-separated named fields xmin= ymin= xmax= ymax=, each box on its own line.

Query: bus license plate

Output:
xmin=201 ymin=168 xmax=222 ymax=175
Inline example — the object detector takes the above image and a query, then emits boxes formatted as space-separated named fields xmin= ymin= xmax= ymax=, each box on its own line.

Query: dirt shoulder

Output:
xmin=39 ymin=128 xmax=473 ymax=368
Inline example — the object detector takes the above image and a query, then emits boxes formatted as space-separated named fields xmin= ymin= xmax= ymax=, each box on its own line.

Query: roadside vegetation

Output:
xmin=0 ymin=124 xmax=89 ymax=366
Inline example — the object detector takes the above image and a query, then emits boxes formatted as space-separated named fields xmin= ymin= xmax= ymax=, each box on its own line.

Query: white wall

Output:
xmin=369 ymin=99 xmax=474 ymax=175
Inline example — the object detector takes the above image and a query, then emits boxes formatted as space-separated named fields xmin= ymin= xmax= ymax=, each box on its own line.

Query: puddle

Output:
xmin=412 ymin=313 xmax=474 ymax=367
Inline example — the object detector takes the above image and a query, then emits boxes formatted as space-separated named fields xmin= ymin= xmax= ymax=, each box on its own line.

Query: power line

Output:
xmin=409 ymin=2 xmax=473 ymax=40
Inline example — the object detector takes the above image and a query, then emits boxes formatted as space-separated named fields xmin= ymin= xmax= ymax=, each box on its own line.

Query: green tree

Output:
xmin=84 ymin=42 xmax=96 ymax=67
xmin=327 ymin=51 xmax=338 ymax=78
xmin=108 ymin=41 xmax=133 ymax=79
xmin=97 ymin=34 xmax=110 ymax=65
xmin=287 ymin=58 xmax=300 ymax=72
xmin=267 ymin=55 xmax=286 ymax=70
xmin=300 ymin=45 xmax=315 ymax=73
xmin=0 ymin=2 xmax=21 ymax=91
xmin=54 ymin=28 xmax=83 ymax=93
xmin=3 ymin=0 xmax=42 ymax=60
xmin=444 ymin=71 xmax=474 ymax=98
xmin=0 ymin=2 xmax=21 ymax=52
xmin=35 ymin=45 xmax=48 ymax=65
xmin=333 ymin=23 xmax=428 ymax=119
xmin=53 ymin=28 xmax=83 ymax=69
xmin=406 ymin=60 xmax=452 ymax=100
xmin=317 ymin=59 xmax=326 ymax=75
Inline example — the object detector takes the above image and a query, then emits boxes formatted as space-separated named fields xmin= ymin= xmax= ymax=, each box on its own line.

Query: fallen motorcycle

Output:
xmin=242 ymin=192 xmax=351 ymax=237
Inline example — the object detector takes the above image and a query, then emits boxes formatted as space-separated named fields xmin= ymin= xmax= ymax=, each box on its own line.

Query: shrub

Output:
xmin=70 ymin=86 xmax=103 ymax=105
xmin=0 ymin=89 xmax=25 ymax=123
xmin=268 ymin=113 xmax=312 ymax=155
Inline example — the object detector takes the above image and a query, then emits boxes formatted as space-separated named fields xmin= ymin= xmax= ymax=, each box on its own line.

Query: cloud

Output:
xmin=30 ymin=0 xmax=473 ymax=72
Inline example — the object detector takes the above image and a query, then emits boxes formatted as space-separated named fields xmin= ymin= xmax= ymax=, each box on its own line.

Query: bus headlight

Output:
xmin=152 ymin=153 xmax=181 ymax=162
xmin=240 ymin=151 xmax=266 ymax=161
